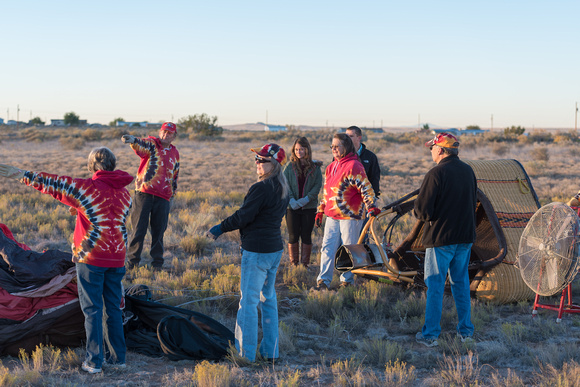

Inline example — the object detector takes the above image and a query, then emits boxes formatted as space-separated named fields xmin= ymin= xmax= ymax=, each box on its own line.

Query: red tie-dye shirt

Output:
xmin=318 ymin=153 xmax=376 ymax=220
xmin=22 ymin=170 xmax=133 ymax=268
xmin=130 ymin=136 xmax=180 ymax=201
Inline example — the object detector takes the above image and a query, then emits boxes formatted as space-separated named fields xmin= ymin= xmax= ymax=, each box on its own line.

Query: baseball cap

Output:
xmin=425 ymin=133 xmax=459 ymax=149
xmin=160 ymin=122 xmax=177 ymax=133
xmin=251 ymin=143 xmax=286 ymax=165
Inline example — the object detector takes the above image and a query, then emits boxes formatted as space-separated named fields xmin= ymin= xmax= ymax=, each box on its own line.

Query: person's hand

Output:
xmin=289 ymin=198 xmax=300 ymax=210
xmin=368 ymin=207 xmax=381 ymax=217
xmin=206 ymin=224 xmax=223 ymax=240
xmin=567 ymin=192 xmax=580 ymax=207
xmin=69 ymin=208 xmax=78 ymax=216
xmin=0 ymin=163 xmax=25 ymax=180
xmin=315 ymin=212 xmax=324 ymax=228
xmin=121 ymin=135 xmax=136 ymax=144
xmin=296 ymin=197 xmax=310 ymax=208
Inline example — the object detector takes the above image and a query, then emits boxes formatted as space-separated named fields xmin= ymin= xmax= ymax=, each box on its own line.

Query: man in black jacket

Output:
xmin=413 ymin=133 xmax=477 ymax=347
xmin=346 ymin=126 xmax=380 ymax=198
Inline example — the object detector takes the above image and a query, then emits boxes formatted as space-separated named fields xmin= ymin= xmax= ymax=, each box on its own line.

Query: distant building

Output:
xmin=461 ymin=128 xmax=489 ymax=136
xmin=0 ymin=118 xmax=4 ymax=125
xmin=50 ymin=119 xmax=66 ymax=126
xmin=116 ymin=121 xmax=149 ymax=128
xmin=339 ymin=127 xmax=384 ymax=133
xmin=264 ymin=124 xmax=287 ymax=132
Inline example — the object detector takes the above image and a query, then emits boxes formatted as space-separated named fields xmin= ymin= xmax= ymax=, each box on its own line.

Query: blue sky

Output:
xmin=1 ymin=1 xmax=579 ymax=129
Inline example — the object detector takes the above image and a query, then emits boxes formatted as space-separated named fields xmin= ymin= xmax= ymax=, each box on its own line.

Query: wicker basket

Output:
xmin=465 ymin=159 xmax=539 ymax=303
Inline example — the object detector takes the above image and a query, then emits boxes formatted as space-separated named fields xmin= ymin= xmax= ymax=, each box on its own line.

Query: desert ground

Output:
xmin=0 ymin=126 xmax=579 ymax=386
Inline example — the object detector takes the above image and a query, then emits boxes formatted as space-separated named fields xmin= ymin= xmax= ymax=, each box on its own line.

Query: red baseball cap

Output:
xmin=251 ymin=143 xmax=286 ymax=165
xmin=160 ymin=122 xmax=177 ymax=133
xmin=425 ymin=133 xmax=459 ymax=149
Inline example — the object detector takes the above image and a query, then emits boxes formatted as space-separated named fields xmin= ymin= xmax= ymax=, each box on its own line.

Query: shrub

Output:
xmin=179 ymin=113 xmax=223 ymax=137
xmin=180 ymin=235 xmax=211 ymax=256
xmin=60 ymin=136 xmax=85 ymax=150
xmin=355 ymin=338 xmax=406 ymax=366
xmin=81 ymin=128 xmax=102 ymax=141
xmin=192 ymin=360 xmax=233 ymax=387
xmin=490 ymin=142 xmax=509 ymax=156
xmin=504 ymin=125 xmax=525 ymax=136
xmin=384 ymin=360 xmax=416 ymax=386
xmin=530 ymin=146 xmax=549 ymax=161
xmin=433 ymin=351 xmax=480 ymax=386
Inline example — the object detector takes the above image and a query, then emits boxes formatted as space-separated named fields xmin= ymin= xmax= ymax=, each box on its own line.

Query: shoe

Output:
xmin=415 ymin=332 xmax=438 ymax=347
xmin=103 ymin=361 xmax=127 ymax=369
xmin=458 ymin=334 xmax=475 ymax=344
xmin=300 ymin=243 xmax=312 ymax=267
xmin=338 ymin=281 xmax=352 ymax=289
xmin=81 ymin=361 xmax=102 ymax=374
xmin=316 ymin=280 xmax=328 ymax=291
xmin=288 ymin=243 xmax=300 ymax=266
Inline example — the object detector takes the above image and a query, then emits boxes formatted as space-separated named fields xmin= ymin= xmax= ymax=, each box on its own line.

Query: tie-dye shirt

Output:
xmin=22 ymin=170 xmax=133 ymax=268
xmin=130 ymin=136 xmax=180 ymax=201
xmin=318 ymin=153 xmax=376 ymax=220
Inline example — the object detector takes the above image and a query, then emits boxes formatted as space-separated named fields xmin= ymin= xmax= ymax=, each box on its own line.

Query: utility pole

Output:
xmin=575 ymin=102 xmax=578 ymax=135
xmin=16 ymin=105 xmax=20 ymax=130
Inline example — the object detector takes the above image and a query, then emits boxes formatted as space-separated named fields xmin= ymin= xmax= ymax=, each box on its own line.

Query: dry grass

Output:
xmin=1 ymin=128 xmax=580 ymax=385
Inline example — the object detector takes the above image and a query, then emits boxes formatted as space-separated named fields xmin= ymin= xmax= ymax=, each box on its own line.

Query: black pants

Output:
xmin=285 ymin=208 xmax=316 ymax=244
xmin=127 ymin=192 xmax=170 ymax=267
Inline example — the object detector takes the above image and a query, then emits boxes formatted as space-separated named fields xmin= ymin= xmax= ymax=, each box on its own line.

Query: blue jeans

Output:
xmin=422 ymin=244 xmax=474 ymax=339
xmin=317 ymin=217 xmax=364 ymax=285
xmin=235 ymin=249 xmax=282 ymax=362
xmin=76 ymin=263 xmax=126 ymax=368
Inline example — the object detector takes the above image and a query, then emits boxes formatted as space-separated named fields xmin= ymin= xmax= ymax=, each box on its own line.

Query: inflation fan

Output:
xmin=517 ymin=202 xmax=580 ymax=322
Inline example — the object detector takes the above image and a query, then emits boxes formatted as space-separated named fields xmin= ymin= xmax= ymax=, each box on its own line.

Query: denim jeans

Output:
xmin=317 ymin=217 xmax=364 ymax=285
xmin=127 ymin=192 xmax=171 ymax=267
xmin=76 ymin=262 xmax=126 ymax=368
xmin=235 ymin=249 xmax=282 ymax=362
xmin=422 ymin=243 xmax=474 ymax=339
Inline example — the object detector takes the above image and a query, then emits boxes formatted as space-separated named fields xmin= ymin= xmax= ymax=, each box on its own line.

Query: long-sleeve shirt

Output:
xmin=414 ymin=155 xmax=477 ymax=247
xmin=130 ymin=136 xmax=180 ymax=201
xmin=220 ymin=178 xmax=290 ymax=253
xmin=22 ymin=170 xmax=133 ymax=267
xmin=318 ymin=153 xmax=376 ymax=220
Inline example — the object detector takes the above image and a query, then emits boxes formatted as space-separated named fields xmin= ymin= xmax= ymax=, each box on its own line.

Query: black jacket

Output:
xmin=359 ymin=144 xmax=381 ymax=197
xmin=414 ymin=155 xmax=477 ymax=248
xmin=220 ymin=178 xmax=290 ymax=253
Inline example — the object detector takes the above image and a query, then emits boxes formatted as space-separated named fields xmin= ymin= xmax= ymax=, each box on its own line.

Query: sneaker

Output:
xmin=316 ymin=280 xmax=328 ymax=291
xmin=103 ymin=361 xmax=127 ymax=369
xmin=458 ymin=334 xmax=475 ymax=344
xmin=415 ymin=332 xmax=438 ymax=347
xmin=81 ymin=361 xmax=102 ymax=374
xmin=338 ymin=282 xmax=352 ymax=289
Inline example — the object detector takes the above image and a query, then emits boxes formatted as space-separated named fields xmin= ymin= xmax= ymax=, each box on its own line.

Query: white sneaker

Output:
xmin=415 ymin=332 xmax=438 ymax=347
xmin=81 ymin=361 xmax=102 ymax=374
xmin=458 ymin=334 xmax=475 ymax=344
xmin=103 ymin=361 xmax=127 ymax=369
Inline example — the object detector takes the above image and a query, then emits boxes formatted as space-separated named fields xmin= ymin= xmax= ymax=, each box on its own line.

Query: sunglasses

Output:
xmin=255 ymin=155 xmax=271 ymax=163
